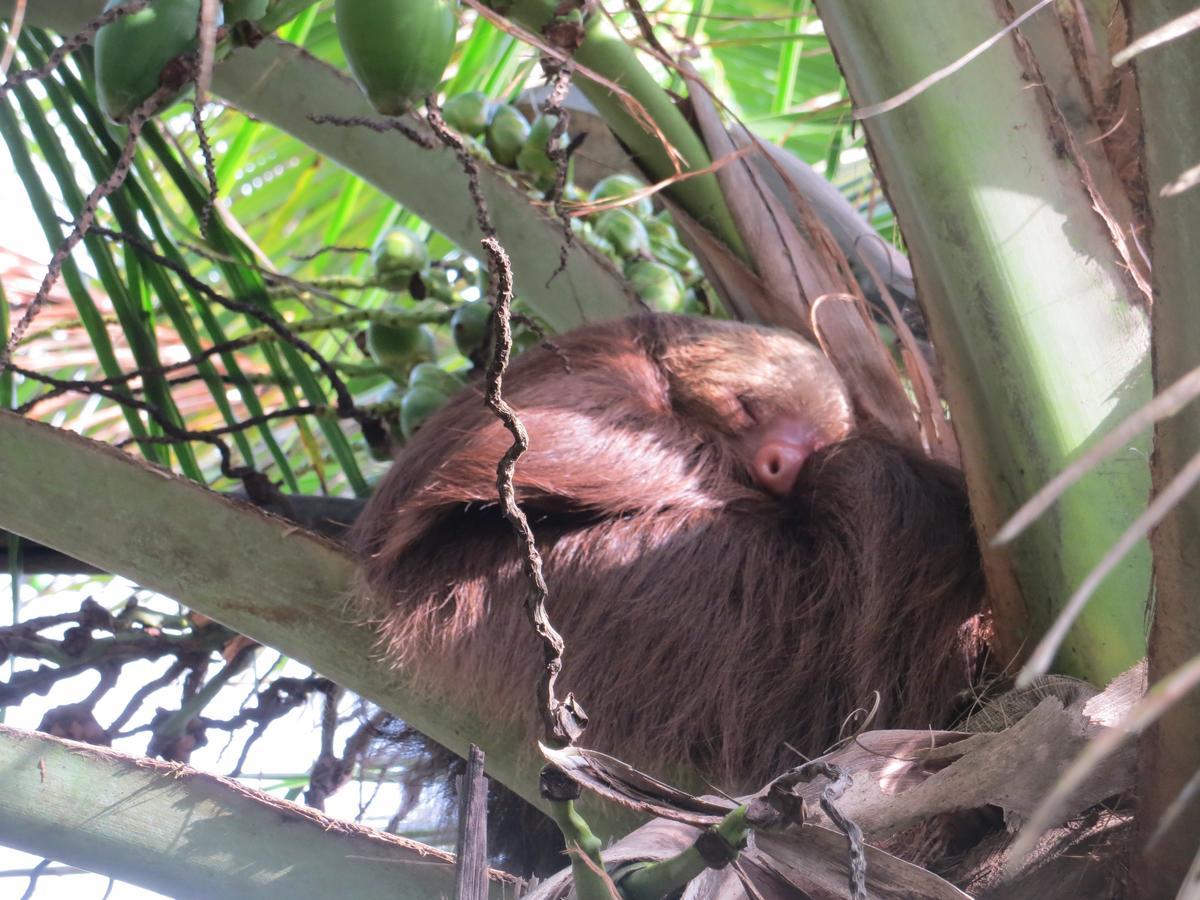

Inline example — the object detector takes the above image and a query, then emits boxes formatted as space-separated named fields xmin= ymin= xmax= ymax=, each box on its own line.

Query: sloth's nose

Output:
xmin=751 ymin=420 xmax=819 ymax=497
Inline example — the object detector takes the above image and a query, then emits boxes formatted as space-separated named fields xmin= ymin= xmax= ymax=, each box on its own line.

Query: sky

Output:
xmin=0 ymin=572 xmax=442 ymax=900
xmin=1 ymin=140 xmax=51 ymax=263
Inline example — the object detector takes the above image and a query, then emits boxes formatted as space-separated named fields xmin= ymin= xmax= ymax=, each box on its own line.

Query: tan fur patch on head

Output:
xmin=649 ymin=317 xmax=853 ymax=445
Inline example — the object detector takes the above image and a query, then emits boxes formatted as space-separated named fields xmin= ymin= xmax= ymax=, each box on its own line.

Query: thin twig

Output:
xmin=290 ymin=244 xmax=372 ymax=262
xmin=83 ymin=224 xmax=364 ymax=422
xmin=14 ymin=333 xmax=261 ymax=415
xmin=0 ymin=0 xmax=27 ymax=76
xmin=424 ymin=98 xmax=575 ymax=747
xmin=113 ymin=403 xmax=327 ymax=444
xmin=8 ymin=363 xmax=249 ymax=477
xmin=178 ymin=239 xmax=354 ymax=308
xmin=540 ymin=61 xmax=577 ymax=288
xmin=308 ymin=112 xmax=435 ymax=149
xmin=190 ymin=103 xmax=220 ymax=236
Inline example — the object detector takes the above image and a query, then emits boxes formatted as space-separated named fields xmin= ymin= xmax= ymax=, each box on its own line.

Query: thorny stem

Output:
xmin=190 ymin=101 xmax=219 ymax=237
xmin=308 ymin=112 xmax=435 ymax=149
xmin=14 ymin=337 xmax=261 ymax=415
xmin=113 ymin=404 xmax=327 ymax=445
xmin=540 ymin=60 xmax=577 ymax=288
xmin=481 ymin=234 xmax=571 ymax=744
xmin=14 ymin=369 xmax=348 ymax=493
xmin=178 ymin=239 xmax=359 ymax=308
xmin=8 ymin=213 xmax=393 ymax=482
xmin=424 ymin=98 xmax=575 ymax=748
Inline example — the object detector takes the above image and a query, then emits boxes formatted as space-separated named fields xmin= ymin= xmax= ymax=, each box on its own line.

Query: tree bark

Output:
xmin=1128 ymin=1 xmax=1200 ymax=895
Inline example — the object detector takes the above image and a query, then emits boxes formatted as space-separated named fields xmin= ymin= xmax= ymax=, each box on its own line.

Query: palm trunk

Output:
xmin=815 ymin=0 xmax=1152 ymax=685
xmin=1126 ymin=1 xmax=1200 ymax=893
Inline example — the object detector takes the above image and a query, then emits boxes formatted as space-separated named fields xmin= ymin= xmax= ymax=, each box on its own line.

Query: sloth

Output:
xmin=353 ymin=313 xmax=985 ymax=789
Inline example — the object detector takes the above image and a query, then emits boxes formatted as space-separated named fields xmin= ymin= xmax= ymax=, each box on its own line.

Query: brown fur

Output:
xmin=353 ymin=314 xmax=984 ymax=789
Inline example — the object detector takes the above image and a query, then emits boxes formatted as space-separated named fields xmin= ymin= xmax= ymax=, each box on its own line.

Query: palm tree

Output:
xmin=0 ymin=1 xmax=1195 ymax=896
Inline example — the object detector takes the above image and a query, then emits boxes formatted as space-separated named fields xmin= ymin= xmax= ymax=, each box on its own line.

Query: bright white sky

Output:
xmin=1 ymin=141 xmax=50 ymax=263
xmin=0 ymin=570 xmax=438 ymax=900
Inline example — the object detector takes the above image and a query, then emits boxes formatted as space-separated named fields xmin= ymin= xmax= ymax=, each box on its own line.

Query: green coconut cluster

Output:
xmin=438 ymin=88 xmax=712 ymax=314
xmin=93 ymin=1 xmax=714 ymax=459
xmin=576 ymin=175 xmax=708 ymax=314
xmin=360 ymin=225 xmax=547 ymax=451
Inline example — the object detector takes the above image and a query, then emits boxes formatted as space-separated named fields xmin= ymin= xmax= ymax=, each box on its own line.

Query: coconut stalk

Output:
xmin=1124 ymin=1 xmax=1200 ymax=895
xmin=0 ymin=724 xmax=518 ymax=899
xmin=0 ymin=411 xmax=528 ymax=802
xmin=814 ymin=0 xmax=1153 ymax=685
